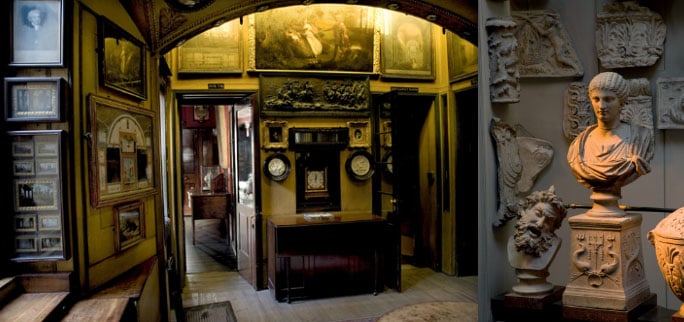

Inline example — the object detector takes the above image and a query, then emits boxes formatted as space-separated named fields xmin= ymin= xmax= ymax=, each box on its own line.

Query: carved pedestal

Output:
xmin=563 ymin=213 xmax=652 ymax=314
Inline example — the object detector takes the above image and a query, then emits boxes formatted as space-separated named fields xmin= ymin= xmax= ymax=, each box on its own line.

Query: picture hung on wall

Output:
xmin=99 ymin=17 xmax=147 ymax=100
xmin=8 ymin=130 xmax=68 ymax=261
xmin=446 ymin=30 xmax=477 ymax=82
xmin=10 ymin=0 xmax=64 ymax=66
xmin=263 ymin=120 xmax=289 ymax=150
xmin=259 ymin=74 xmax=371 ymax=117
xmin=114 ymin=200 xmax=145 ymax=251
xmin=4 ymin=77 xmax=66 ymax=122
xmin=249 ymin=4 xmax=378 ymax=73
xmin=347 ymin=121 xmax=370 ymax=148
xmin=381 ymin=11 xmax=434 ymax=80
xmin=88 ymin=95 xmax=157 ymax=208
xmin=177 ymin=19 xmax=242 ymax=74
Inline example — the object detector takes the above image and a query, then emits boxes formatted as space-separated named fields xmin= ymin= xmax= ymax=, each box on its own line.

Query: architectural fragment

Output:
xmin=511 ymin=10 xmax=583 ymax=78
xmin=563 ymin=78 xmax=653 ymax=141
xmin=490 ymin=118 xmax=553 ymax=227
xmin=656 ymin=78 xmax=684 ymax=129
xmin=649 ymin=207 xmax=684 ymax=316
xmin=486 ymin=17 xmax=520 ymax=104
xmin=596 ymin=1 xmax=666 ymax=69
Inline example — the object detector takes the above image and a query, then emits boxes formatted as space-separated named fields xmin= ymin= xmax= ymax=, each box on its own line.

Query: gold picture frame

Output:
xmin=114 ymin=200 xmax=145 ymax=251
xmin=4 ymin=77 xmax=66 ymax=122
xmin=263 ymin=120 xmax=289 ymax=150
xmin=446 ymin=30 xmax=478 ymax=82
xmin=380 ymin=11 xmax=434 ymax=80
xmin=347 ymin=121 xmax=370 ymax=148
xmin=88 ymin=95 xmax=157 ymax=208
xmin=99 ymin=17 xmax=147 ymax=100
xmin=177 ymin=19 xmax=242 ymax=74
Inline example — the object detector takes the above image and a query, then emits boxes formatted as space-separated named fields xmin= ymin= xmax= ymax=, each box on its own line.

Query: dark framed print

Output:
xmin=99 ymin=17 xmax=147 ymax=100
xmin=9 ymin=130 xmax=68 ymax=260
xmin=15 ymin=214 xmax=37 ymax=232
xmin=10 ymin=0 xmax=64 ymax=66
xmin=88 ymin=95 xmax=157 ymax=208
xmin=381 ymin=12 xmax=434 ymax=80
xmin=263 ymin=120 xmax=288 ymax=149
xmin=177 ymin=19 xmax=242 ymax=74
xmin=114 ymin=200 xmax=145 ymax=251
xmin=250 ymin=4 xmax=378 ymax=73
xmin=4 ymin=77 xmax=66 ymax=122
xmin=446 ymin=30 xmax=478 ymax=82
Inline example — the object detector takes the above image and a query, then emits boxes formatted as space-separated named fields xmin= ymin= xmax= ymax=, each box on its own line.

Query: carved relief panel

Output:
xmin=486 ymin=17 xmax=520 ymax=104
xmin=596 ymin=1 xmax=666 ymax=69
xmin=656 ymin=78 xmax=684 ymax=129
xmin=511 ymin=10 xmax=583 ymax=78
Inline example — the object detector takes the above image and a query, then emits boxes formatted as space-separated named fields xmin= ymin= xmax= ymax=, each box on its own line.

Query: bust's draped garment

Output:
xmin=567 ymin=123 xmax=653 ymax=190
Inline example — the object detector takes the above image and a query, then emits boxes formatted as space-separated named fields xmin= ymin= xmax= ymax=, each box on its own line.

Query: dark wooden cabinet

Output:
xmin=190 ymin=192 xmax=230 ymax=244
xmin=267 ymin=213 xmax=386 ymax=302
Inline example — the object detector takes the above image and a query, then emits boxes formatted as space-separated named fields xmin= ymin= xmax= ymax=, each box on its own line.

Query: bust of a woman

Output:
xmin=567 ymin=72 xmax=654 ymax=216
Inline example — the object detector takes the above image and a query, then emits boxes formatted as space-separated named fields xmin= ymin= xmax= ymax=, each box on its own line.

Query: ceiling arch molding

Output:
xmin=120 ymin=0 xmax=477 ymax=55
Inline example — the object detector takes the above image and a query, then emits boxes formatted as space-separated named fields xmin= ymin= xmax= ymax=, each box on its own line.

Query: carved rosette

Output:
xmin=649 ymin=207 xmax=684 ymax=314
xmin=596 ymin=1 xmax=666 ymax=69
xmin=563 ymin=214 xmax=651 ymax=310
xmin=486 ymin=17 xmax=520 ymax=104
xmin=511 ymin=10 xmax=583 ymax=78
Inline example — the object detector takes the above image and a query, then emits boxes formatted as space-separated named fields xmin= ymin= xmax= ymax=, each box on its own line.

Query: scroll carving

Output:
xmin=596 ymin=1 xmax=666 ymax=69
xmin=656 ymin=78 xmax=684 ymax=130
xmin=486 ymin=17 xmax=520 ymax=104
xmin=512 ymin=10 xmax=583 ymax=78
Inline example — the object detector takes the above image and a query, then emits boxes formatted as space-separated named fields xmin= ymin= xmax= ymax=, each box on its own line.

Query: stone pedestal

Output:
xmin=563 ymin=213 xmax=651 ymax=311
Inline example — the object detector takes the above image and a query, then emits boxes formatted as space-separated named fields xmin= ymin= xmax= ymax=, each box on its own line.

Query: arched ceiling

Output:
xmin=120 ymin=0 xmax=477 ymax=55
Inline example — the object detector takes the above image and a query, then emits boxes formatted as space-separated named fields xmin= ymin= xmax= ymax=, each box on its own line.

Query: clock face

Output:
xmin=306 ymin=170 xmax=326 ymax=190
xmin=351 ymin=155 xmax=371 ymax=176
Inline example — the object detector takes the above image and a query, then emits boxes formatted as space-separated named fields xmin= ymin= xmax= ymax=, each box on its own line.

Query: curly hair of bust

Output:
xmin=518 ymin=187 xmax=567 ymax=231
xmin=589 ymin=72 xmax=629 ymax=104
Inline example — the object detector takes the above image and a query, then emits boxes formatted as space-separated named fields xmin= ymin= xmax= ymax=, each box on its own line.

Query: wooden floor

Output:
xmin=176 ymin=218 xmax=478 ymax=322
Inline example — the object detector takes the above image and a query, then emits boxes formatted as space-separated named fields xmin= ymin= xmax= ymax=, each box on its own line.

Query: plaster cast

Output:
xmin=486 ymin=17 xmax=520 ymax=104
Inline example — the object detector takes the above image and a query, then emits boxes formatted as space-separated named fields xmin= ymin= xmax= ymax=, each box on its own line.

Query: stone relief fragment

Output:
xmin=596 ymin=1 xmax=666 ymax=69
xmin=563 ymin=78 xmax=653 ymax=140
xmin=487 ymin=17 xmax=520 ymax=104
xmin=490 ymin=118 xmax=554 ymax=227
xmin=511 ymin=10 xmax=583 ymax=78
xmin=656 ymin=78 xmax=684 ymax=129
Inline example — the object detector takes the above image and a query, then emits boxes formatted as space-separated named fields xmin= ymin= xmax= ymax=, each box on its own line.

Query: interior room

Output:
xmin=3 ymin=1 xmax=684 ymax=322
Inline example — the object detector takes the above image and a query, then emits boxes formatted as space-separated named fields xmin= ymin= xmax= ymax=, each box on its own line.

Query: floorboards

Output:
xmin=176 ymin=217 xmax=478 ymax=321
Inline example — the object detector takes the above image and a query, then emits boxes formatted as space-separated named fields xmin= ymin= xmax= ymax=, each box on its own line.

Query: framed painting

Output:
xmin=88 ymin=95 xmax=157 ymax=208
xmin=4 ymin=77 xmax=66 ymax=122
xmin=249 ymin=4 xmax=378 ymax=73
xmin=39 ymin=235 xmax=62 ymax=251
xmin=99 ymin=17 xmax=147 ymax=100
xmin=177 ymin=19 xmax=242 ymax=74
xmin=446 ymin=30 xmax=478 ymax=82
xmin=15 ymin=214 xmax=37 ymax=232
xmin=347 ymin=121 xmax=370 ymax=148
xmin=114 ymin=200 xmax=145 ymax=251
xmin=10 ymin=0 xmax=64 ymax=66
xmin=381 ymin=12 xmax=434 ymax=80
xmin=263 ymin=120 xmax=288 ymax=150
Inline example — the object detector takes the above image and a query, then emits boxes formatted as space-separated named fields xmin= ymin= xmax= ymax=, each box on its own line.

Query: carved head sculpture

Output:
xmin=589 ymin=72 xmax=629 ymax=129
xmin=513 ymin=186 xmax=567 ymax=257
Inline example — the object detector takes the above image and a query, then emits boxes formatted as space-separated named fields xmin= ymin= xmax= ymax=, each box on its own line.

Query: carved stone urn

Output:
xmin=648 ymin=207 xmax=684 ymax=316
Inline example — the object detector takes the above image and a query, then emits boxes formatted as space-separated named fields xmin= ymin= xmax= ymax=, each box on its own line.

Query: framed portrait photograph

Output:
xmin=88 ymin=95 xmax=157 ymax=208
xmin=347 ymin=121 xmax=370 ymax=148
xmin=250 ymin=4 xmax=378 ymax=73
xmin=446 ymin=30 xmax=478 ymax=82
xmin=99 ymin=17 xmax=147 ymax=100
xmin=10 ymin=0 xmax=64 ymax=66
xmin=177 ymin=19 xmax=242 ymax=74
xmin=263 ymin=120 xmax=288 ymax=150
xmin=381 ymin=12 xmax=434 ymax=80
xmin=4 ymin=77 xmax=66 ymax=122
xmin=114 ymin=200 xmax=145 ymax=251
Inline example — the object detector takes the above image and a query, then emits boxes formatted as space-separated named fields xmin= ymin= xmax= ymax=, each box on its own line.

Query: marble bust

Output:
xmin=508 ymin=186 xmax=567 ymax=295
xmin=567 ymin=72 xmax=654 ymax=216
